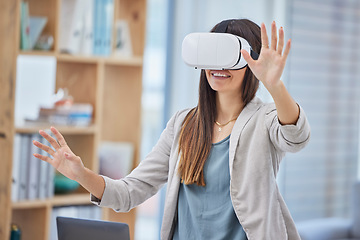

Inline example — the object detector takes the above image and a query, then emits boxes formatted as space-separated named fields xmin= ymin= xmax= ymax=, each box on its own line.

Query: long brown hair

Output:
xmin=177 ymin=19 xmax=261 ymax=186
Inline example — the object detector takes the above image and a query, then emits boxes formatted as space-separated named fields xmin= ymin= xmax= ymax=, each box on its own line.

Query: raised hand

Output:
xmin=33 ymin=127 xmax=85 ymax=181
xmin=241 ymin=21 xmax=291 ymax=92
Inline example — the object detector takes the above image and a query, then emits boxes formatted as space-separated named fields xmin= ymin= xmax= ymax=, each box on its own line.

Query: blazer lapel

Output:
xmin=229 ymin=97 xmax=264 ymax=174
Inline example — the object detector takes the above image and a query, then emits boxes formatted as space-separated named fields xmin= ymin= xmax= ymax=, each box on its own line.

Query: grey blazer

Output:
xmin=92 ymin=97 xmax=311 ymax=240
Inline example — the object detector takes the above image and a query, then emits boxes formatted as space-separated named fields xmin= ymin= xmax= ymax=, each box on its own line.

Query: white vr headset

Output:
xmin=181 ymin=20 xmax=259 ymax=70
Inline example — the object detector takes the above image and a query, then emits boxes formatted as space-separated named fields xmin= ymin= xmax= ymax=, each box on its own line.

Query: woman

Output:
xmin=33 ymin=19 xmax=310 ymax=239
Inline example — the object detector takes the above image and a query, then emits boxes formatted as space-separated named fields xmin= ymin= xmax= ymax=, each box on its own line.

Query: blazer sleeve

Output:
xmin=265 ymin=103 xmax=311 ymax=153
xmin=91 ymin=111 xmax=179 ymax=212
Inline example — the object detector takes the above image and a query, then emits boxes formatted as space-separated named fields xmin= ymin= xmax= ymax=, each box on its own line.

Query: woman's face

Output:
xmin=205 ymin=68 xmax=247 ymax=95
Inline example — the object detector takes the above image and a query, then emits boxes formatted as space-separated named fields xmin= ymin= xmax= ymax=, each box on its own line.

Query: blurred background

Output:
xmin=138 ymin=0 xmax=360 ymax=239
xmin=6 ymin=0 xmax=360 ymax=239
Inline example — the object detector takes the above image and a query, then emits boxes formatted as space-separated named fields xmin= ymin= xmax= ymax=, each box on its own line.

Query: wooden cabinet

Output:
xmin=0 ymin=0 xmax=146 ymax=239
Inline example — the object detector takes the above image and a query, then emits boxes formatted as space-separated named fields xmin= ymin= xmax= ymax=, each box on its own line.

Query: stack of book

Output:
xmin=12 ymin=133 xmax=55 ymax=202
xmin=35 ymin=103 xmax=93 ymax=127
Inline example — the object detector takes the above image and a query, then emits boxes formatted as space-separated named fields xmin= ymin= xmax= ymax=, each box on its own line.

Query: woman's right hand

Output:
xmin=33 ymin=126 xmax=85 ymax=181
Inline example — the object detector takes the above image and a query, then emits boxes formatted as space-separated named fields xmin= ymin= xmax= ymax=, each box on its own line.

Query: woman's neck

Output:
xmin=215 ymin=92 xmax=244 ymax=123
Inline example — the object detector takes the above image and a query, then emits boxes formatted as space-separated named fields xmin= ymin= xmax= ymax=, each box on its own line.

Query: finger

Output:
xmin=51 ymin=126 xmax=67 ymax=147
xmin=283 ymin=39 xmax=291 ymax=60
xmin=39 ymin=129 xmax=60 ymax=150
xmin=277 ymin=27 xmax=284 ymax=55
xmin=261 ymin=23 xmax=269 ymax=48
xmin=33 ymin=140 xmax=56 ymax=156
xmin=33 ymin=153 xmax=53 ymax=163
xmin=270 ymin=21 xmax=277 ymax=50
xmin=241 ymin=49 xmax=256 ymax=68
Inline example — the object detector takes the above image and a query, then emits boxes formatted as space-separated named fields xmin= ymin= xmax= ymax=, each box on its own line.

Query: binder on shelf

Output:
xmin=27 ymin=133 xmax=41 ymax=200
xmin=38 ymin=133 xmax=50 ymax=199
xmin=18 ymin=134 xmax=30 ymax=201
xmin=80 ymin=0 xmax=94 ymax=55
xmin=93 ymin=0 xmax=113 ymax=56
xmin=103 ymin=0 xmax=114 ymax=56
xmin=93 ymin=0 xmax=103 ymax=55
xmin=59 ymin=0 xmax=84 ymax=54
xmin=12 ymin=132 xmax=56 ymax=201
xmin=46 ymin=131 xmax=55 ymax=199
xmin=47 ymin=160 xmax=55 ymax=198
xmin=38 ymin=156 xmax=49 ymax=199
xmin=50 ymin=207 xmax=57 ymax=240
xmin=12 ymin=134 xmax=22 ymax=202
xmin=20 ymin=1 xmax=31 ymax=50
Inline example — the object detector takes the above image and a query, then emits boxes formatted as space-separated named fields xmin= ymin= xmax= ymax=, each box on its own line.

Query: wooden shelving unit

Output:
xmin=12 ymin=193 xmax=90 ymax=209
xmin=15 ymin=125 xmax=97 ymax=134
xmin=0 ymin=1 xmax=18 ymax=240
xmin=0 ymin=0 xmax=146 ymax=239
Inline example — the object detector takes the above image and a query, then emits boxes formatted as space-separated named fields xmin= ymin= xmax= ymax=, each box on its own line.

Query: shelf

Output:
xmin=50 ymin=193 xmax=91 ymax=206
xmin=104 ymin=56 xmax=143 ymax=66
xmin=18 ymin=50 xmax=143 ymax=67
xmin=12 ymin=198 xmax=49 ymax=209
xmin=18 ymin=50 xmax=56 ymax=56
xmin=58 ymin=54 xmax=143 ymax=66
xmin=15 ymin=124 xmax=97 ymax=135
xmin=57 ymin=54 xmax=100 ymax=64
xmin=17 ymin=52 xmax=143 ymax=67
xmin=12 ymin=193 xmax=91 ymax=209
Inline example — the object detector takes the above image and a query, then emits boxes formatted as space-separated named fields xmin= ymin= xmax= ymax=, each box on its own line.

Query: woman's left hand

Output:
xmin=241 ymin=21 xmax=291 ymax=93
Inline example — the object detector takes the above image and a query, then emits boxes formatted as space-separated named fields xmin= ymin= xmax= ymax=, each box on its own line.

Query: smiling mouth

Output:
xmin=211 ymin=72 xmax=231 ymax=78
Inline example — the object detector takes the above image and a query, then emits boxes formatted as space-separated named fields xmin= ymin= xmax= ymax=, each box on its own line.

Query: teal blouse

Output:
xmin=173 ymin=135 xmax=247 ymax=240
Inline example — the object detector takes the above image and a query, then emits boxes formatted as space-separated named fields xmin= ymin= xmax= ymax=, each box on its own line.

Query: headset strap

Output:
xmin=251 ymin=50 xmax=259 ymax=60
xmin=215 ymin=19 xmax=259 ymax=61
